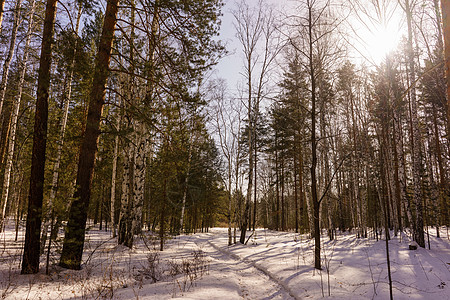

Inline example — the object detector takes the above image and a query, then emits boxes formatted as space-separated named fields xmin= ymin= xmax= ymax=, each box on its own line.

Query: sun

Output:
xmin=349 ymin=1 xmax=404 ymax=65
xmin=364 ymin=21 xmax=402 ymax=64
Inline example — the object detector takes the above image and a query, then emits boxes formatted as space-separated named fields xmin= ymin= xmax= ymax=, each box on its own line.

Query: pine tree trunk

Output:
xmin=41 ymin=4 xmax=82 ymax=253
xmin=0 ymin=0 xmax=5 ymax=31
xmin=432 ymin=103 xmax=448 ymax=227
xmin=0 ymin=0 xmax=35 ymax=233
xmin=59 ymin=0 xmax=120 ymax=269
xmin=441 ymin=0 xmax=450 ymax=146
xmin=21 ymin=0 xmax=57 ymax=274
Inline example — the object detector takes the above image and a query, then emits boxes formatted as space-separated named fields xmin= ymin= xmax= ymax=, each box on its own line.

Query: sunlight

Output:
xmin=364 ymin=21 xmax=402 ymax=63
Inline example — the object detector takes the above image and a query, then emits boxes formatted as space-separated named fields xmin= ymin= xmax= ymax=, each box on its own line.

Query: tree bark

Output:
xmin=1 ymin=0 xmax=35 ymax=232
xmin=21 ymin=0 xmax=57 ymax=274
xmin=441 ymin=0 xmax=450 ymax=144
xmin=0 ymin=0 xmax=23 ymax=164
xmin=0 ymin=0 xmax=5 ymax=31
xmin=110 ymin=108 xmax=120 ymax=237
xmin=41 ymin=3 xmax=82 ymax=253
xmin=404 ymin=0 xmax=425 ymax=248
xmin=59 ymin=0 xmax=120 ymax=269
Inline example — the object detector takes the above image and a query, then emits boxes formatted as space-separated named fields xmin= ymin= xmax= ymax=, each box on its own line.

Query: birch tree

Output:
xmin=0 ymin=0 xmax=35 ymax=233
xmin=233 ymin=0 xmax=280 ymax=244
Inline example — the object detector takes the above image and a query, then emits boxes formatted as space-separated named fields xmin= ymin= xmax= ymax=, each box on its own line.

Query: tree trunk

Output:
xmin=118 ymin=144 xmax=131 ymax=244
xmin=132 ymin=123 xmax=146 ymax=237
xmin=404 ymin=0 xmax=425 ymax=248
xmin=441 ymin=0 xmax=450 ymax=145
xmin=0 ymin=0 xmax=22 ymax=121
xmin=41 ymin=3 xmax=82 ymax=253
xmin=59 ymin=0 xmax=120 ymax=269
xmin=180 ymin=129 xmax=193 ymax=233
xmin=0 ymin=0 xmax=5 ymax=31
xmin=307 ymin=1 xmax=321 ymax=270
xmin=21 ymin=0 xmax=57 ymax=274
xmin=110 ymin=108 xmax=120 ymax=237
xmin=1 ymin=0 xmax=35 ymax=234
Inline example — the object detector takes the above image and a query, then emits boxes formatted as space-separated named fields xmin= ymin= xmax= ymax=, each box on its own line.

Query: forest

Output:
xmin=0 ymin=0 xmax=449 ymax=298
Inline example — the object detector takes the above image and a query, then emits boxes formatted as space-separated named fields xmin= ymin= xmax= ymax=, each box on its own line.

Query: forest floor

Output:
xmin=0 ymin=222 xmax=449 ymax=299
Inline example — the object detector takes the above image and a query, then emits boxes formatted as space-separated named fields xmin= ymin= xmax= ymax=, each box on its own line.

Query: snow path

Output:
xmin=1 ymin=223 xmax=449 ymax=299
xmin=190 ymin=233 xmax=297 ymax=300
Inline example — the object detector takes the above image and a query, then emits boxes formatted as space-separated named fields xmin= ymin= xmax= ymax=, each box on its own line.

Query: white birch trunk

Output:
xmin=132 ymin=121 xmax=146 ymax=237
xmin=110 ymin=109 xmax=120 ymax=237
xmin=404 ymin=0 xmax=425 ymax=247
xmin=0 ymin=0 xmax=22 ymax=118
xmin=0 ymin=0 xmax=33 ymax=231
xmin=118 ymin=143 xmax=131 ymax=244
xmin=180 ymin=127 xmax=194 ymax=233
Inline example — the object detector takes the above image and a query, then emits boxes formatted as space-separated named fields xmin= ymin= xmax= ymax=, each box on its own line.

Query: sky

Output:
xmin=212 ymin=0 xmax=407 ymax=93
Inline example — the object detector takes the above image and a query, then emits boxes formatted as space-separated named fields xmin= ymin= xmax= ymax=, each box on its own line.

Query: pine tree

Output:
xmin=21 ymin=0 xmax=58 ymax=274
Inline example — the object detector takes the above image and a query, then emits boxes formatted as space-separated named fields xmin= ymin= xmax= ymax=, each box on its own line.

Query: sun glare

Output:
xmin=365 ymin=22 xmax=402 ymax=64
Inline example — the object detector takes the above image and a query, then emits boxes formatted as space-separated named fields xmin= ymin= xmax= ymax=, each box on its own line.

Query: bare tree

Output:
xmin=233 ymin=0 xmax=280 ymax=244
xmin=209 ymin=79 xmax=243 ymax=245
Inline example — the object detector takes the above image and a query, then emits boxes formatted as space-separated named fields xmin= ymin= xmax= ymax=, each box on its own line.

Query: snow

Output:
xmin=1 ymin=222 xmax=449 ymax=299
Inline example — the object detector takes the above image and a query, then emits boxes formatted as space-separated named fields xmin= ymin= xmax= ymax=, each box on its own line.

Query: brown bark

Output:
xmin=442 ymin=0 xmax=450 ymax=141
xmin=0 ymin=0 xmax=5 ymax=31
xmin=59 ymin=0 xmax=119 ymax=270
xmin=21 ymin=0 xmax=57 ymax=274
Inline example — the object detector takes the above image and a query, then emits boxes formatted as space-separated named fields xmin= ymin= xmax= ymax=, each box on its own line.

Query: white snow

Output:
xmin=1 ymin=222 xmax=449 ymax=299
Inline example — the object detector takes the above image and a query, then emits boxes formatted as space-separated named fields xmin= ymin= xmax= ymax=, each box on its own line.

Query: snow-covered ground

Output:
xmin=1 ymin=222 xmax=449 ymax=299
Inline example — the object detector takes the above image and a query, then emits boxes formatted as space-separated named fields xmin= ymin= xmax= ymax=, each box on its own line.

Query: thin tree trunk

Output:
xmin=0 ymin=0 xmax=5 ymax=31
xmin=0 ymin=0 xmax=22 ymax=121
xmin=294 ymin=136 xmax=299 ymax=233
xmin=180 ymin=129 xmax=194 ymax=233
xmin=1 ymin=0 xmax=36 ymax=234
xmin=253 ymin=137 xmax=257 ymax=231
xmin=307 ymin=1 xmax=321 ymax=270
xmin=59 ymin=0 xmax=120 ymax=269
xmin=21 ymin=0 xmax=57 ymax=274
xmin=404 ymin=0 xmax=425 ymax=247
xmin=118 ymin=144 xmax=131 ymax=244
xmin=110 ymin=107 xmax=120 ymax=237
xmin=132 ymin=123 xmax=146 ymax=237
xmin=41 ymin=3 xmax=82 ymax=253
xmin=432 ymin=103 xmax=448 ymax=228
xmin=0 ymin=0 xmax=23 ymax=169
xmin=441 ymin=0 xmax=450 ymax=144
xmin=240 ymin=56 xmax=253 ymax=244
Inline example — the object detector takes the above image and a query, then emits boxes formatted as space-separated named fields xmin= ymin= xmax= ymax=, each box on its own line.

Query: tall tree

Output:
xmin=59 ymin=0 xmax=120 ymax=270
xmin=233 ymin=0 xmax=279 ymax=244
xmin=0 ymin=0 xmax=36 ymax=233
xmin=0 ymin=0 xmax=23 ymax=139
xmin=41 ymin=2 xmax=84 ymax=253
xmin=21 ymin=0 xmax=58 ymax=274
xmin=442 ymin=0 xmax=450 ymax=141
xmin=400 ymin=0 xmax=425 ymax=247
